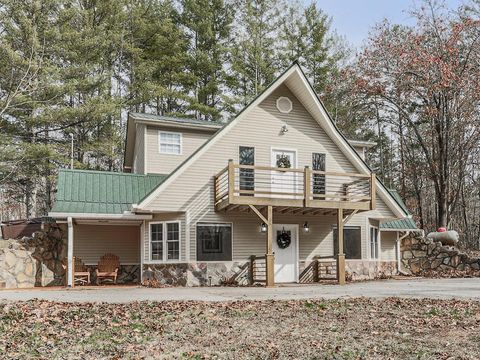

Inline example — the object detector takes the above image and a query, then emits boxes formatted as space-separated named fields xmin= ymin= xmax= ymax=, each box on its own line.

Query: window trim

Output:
xmin=158 ymin=130 xmax=182 ymax=155
xmin=369 ymin=225 xmax=380 ymax=260
xmin=195 ymin=222 xmax=234 ymax=262
xmin=149 ymin=221 xmax=181 ymax=263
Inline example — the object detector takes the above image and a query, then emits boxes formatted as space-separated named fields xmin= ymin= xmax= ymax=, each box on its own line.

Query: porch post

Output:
xmin=265 ymin=205 xmax=274 ymax=287
xmin=67 ymin=216 xmax=74 ymax=287
xmin=336 ymin=209 xmax=346 ymax=285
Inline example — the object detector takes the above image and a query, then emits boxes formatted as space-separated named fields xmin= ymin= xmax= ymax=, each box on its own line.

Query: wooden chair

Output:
xmin=96 ymin=253 xmax=120 ymax=285
xmin=62 ymin=257 xmax=91 ymax=286
xmin=73 ymin=257 xmax=91 ymax=286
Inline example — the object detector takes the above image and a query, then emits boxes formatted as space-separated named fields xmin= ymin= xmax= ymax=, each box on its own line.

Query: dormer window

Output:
xmin=159 ymin=131 xmax=182 ymax=155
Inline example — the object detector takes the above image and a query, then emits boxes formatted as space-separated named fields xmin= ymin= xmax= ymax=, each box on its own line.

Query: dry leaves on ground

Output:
xmin=1 ymin=297 xmax=479 ymax=359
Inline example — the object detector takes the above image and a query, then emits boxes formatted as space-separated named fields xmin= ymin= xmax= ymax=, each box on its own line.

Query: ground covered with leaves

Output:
xmin=1 ymin=298 xmax=479 ymax=359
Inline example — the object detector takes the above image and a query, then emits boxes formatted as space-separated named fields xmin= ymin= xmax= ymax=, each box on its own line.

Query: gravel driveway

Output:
xmin=1 ymin=277 xmax=479 ymax=303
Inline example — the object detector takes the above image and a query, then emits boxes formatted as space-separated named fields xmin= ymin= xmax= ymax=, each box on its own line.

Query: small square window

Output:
xmin=159 ymin=131 xmax=182 ymax=155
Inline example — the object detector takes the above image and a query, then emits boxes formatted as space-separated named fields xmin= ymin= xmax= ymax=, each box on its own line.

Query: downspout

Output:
xmin=396 ymin=231 xmax=410 ymax=274
xmin=67 ymin=217 xmax=74 ymax=287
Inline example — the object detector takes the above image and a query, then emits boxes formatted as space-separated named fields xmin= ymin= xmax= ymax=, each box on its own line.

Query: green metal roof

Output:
xmin=51 ymin=169 xmax=168 ymax=214
xmin=380 ymin=217 xmax=418 ymax=230
xmin=380 ymin=189 xmax=418 ymax=230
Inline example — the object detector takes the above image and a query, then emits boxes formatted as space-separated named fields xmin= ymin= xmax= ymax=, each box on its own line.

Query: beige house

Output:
xmin=49 ymin=64 xmax=418 ymax=287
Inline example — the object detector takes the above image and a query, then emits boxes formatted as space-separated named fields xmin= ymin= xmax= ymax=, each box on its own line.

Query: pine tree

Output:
xmin=125 ymin=0 xmax=190 ymax=116
xmin=181 ymin=0 xmax=232 ymax=120
xmin=228 ymin=0 xmax=283 ymax=107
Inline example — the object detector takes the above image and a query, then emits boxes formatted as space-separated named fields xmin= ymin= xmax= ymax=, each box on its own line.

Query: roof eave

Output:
xmin=48 ymin=211 xmax=153 ymax=220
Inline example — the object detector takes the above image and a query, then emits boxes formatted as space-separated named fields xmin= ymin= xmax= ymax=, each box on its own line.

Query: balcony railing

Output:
xmin=214 ymin=161 xmax=376 ymax=211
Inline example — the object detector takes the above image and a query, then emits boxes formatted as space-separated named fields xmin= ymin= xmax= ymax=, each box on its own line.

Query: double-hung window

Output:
xmin=370 ymin=226 xmax=379 ymax=259
xmin=159 ymin=131 xmax=182 ymax=155
xmin=150 ymin=222 xmax=180 ymax=261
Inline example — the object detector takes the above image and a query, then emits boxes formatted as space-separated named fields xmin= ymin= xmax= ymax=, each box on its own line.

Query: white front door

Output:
xmin=271 ymin=149 xmax=296 ymax=197
xmin=272 ymin=224 xmax=298 ymax=283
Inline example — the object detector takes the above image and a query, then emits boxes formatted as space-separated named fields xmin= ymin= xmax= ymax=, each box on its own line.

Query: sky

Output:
xmin=312 ymin=0 xmax=466 ymax=47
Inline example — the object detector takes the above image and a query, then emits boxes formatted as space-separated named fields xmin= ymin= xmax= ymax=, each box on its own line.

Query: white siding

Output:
xmin=381 ymin=231 xmax=397 ymax=261
xmin=141 ymin=85 xmax=397 ymax=262
xmin=74 ymin=224 xmax=140 ymax=264
xmin=145 ymin=125 xmax=213 ymax=174
xmin=133 ymin=124 xmax=145 ymax=174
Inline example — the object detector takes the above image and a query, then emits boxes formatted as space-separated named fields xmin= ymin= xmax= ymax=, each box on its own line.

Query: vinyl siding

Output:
xmin=74 ymin=224 xmax=140 ymax=264
xmin=380 ymin=231 xmax=397 ymax=261
xmin=143 ymin=212 xmax=186 ymax=263
xmin=133 ymin=124 xmax=145 ymax=174
xmin=142 ymin=84 xmax=397 ymax=262
xmin=145 ymin=125 xmax=213 ymax=174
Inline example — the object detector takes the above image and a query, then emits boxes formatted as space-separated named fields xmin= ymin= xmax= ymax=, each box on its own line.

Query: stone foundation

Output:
xmin=401 ymin=235 xmax=480 ymax=277
xmin=299 ymin=259 xmax=397 ymax=283
xmin=84 ymin=265 xmax=140 ymax=285
xmin=345 ymin=260 xmax=397 ymax=281
xmin=142 ymin=262 xmax=250 ymax=287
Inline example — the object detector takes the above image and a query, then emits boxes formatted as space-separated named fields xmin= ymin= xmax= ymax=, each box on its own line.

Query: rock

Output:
xmin=4 ymin=251 xmax=17 ymax=268
xmin=412 ymin=250 xmax=427 ymax=258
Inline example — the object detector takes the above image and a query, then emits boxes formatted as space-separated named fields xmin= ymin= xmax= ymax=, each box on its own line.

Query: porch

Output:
xmin=214 ymin=160 xmax=377 ymax=287
xmin=65 ymin=217 xmax=147 ymax=287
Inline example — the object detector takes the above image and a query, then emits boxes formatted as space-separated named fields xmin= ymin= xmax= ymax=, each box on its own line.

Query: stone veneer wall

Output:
xmin=401 ymin=235 xmax=480 ymax=276
xmin=0 ymin=224 xmax=141 ymax=289
xmin=0 ymin=224 xmax=67 ymax=288
xmin=299 ymin=259 xmax=398 ymax=283
xmin=142 ymin=262 xmax=250 ymax=287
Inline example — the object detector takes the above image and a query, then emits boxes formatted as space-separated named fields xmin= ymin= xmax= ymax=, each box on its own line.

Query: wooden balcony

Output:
xmin=214 ymin=161 xmax=376 ymax=215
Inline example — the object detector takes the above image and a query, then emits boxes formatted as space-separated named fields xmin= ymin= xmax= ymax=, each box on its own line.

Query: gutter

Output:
xmin=48 ymin=212 xmax=153 ymax=220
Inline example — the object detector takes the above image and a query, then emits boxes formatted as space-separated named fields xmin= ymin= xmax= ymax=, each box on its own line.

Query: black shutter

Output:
xmin=312 ymin=153 xmax=326 ymax=195
xmin=239 ymin=146 xmax=254 ymax=196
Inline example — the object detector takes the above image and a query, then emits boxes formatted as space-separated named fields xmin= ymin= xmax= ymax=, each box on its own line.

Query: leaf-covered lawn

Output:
xmin=1 ymin=298 xmax=479 ymax=359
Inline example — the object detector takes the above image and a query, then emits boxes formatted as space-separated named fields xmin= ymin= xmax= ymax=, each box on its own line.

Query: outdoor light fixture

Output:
xmin=303 ymin=222 xmax=310 ymax=233
xmin=281 ymin=124 xmax=288 ymax=133
xmin=260 ymin=222 xmax=268 ymax=233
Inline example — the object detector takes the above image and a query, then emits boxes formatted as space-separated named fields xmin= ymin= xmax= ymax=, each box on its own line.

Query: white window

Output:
xmin=370 ymin=226 xmax=379 ymax=259
xmin=150 ymin=222 xmax=180 ymax=261
xmin=159 ymin=131 xmax=182 ymax=155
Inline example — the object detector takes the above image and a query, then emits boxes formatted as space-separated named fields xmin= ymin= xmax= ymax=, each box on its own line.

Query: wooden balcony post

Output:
xmin=249 ymin=255 xmax=255 ymax=285
xmin=313 ymin=259 xmax=319 ymax=282
xmin=370 ymin=173 xmax=376 ymax=210
xmin=265 ymin=205 xmax=275 ymax=287
xmin=336 ymin=208 xmax=346 ymax=285
xmin=304 ymin=166 xmax=311 ymax=207
xmin=228 ymin=159 xmax=235 ymax=202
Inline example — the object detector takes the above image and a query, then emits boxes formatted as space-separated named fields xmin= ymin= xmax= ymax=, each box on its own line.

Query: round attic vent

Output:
xmin=276 ymin=96 xmax=293 ymax=113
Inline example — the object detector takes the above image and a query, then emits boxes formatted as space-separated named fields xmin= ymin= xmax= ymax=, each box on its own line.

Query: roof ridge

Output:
xmin=129 ymin=112 xmax=224 ymax=126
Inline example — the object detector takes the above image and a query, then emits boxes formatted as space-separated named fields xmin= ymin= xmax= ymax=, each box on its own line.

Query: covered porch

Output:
xmin=62 ymin=214 xmax=151 ymax=287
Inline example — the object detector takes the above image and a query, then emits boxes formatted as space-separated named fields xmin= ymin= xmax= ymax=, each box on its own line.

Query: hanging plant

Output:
xmin=276 ymin=155 xmax=291 ymax=169
xmin=276 ymin=228 xmax=291 ymax=249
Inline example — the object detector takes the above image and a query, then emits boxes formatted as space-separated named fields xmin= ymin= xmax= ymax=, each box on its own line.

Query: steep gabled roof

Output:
xmin=51 ymin=169 xmax=167 ymax=214
xmin=135 ymin=63 xmax=409 ymax=218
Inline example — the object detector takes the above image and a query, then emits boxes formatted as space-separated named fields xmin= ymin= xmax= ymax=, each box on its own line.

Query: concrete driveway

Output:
xmin=1 ymin=278 xmax=479 ymax=303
